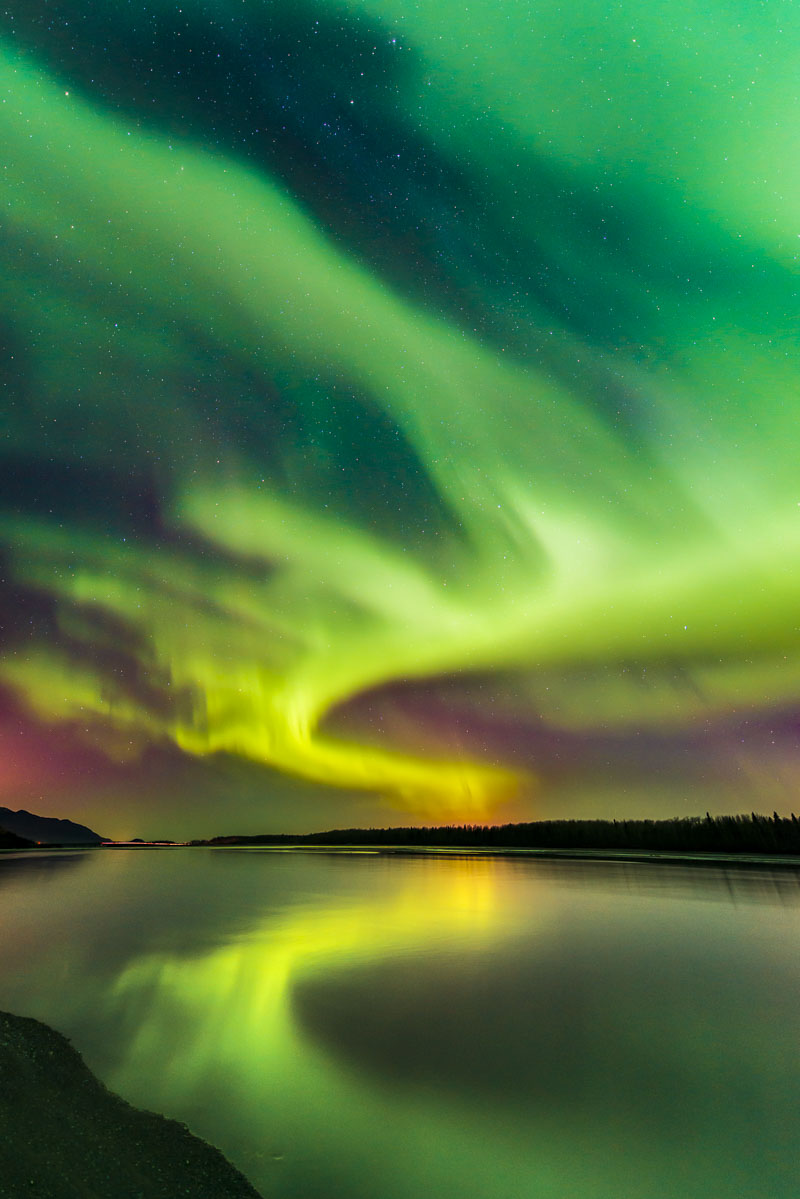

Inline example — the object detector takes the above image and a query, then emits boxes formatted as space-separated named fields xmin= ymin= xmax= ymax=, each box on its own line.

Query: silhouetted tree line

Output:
xmin=198 ymin=812 xmax=800 ymax=856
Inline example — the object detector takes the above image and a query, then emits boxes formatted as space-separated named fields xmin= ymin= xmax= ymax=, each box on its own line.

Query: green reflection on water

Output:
xmin=1 ymin=849 xmax=800 ymax=1198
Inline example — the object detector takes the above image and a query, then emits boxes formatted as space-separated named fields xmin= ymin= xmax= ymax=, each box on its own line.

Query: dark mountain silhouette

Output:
xmin=0 ymin=825 xmax=34 ymax=849
xmin=0 ymin=806 xmax=105 ymax=845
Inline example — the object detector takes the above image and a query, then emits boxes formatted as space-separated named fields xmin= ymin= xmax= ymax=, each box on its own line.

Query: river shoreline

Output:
xmin=4 ymin=842 xmax=800 ymax=870
xmin=0 ymin=1010 xmax=263 ymax=1199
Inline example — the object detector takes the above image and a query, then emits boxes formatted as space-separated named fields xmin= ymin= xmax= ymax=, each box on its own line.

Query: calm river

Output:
xmin=1 ymin=848 xmax=799 ymax=1198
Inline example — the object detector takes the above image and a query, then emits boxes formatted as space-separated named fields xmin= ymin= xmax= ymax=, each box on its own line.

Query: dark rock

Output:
xmin=0 ymin=1011 xmax=264 ymax=1198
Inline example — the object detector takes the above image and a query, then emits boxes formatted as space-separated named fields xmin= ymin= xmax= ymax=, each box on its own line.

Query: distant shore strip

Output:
xmin=6 ymin=813 xmax=800 ymax=866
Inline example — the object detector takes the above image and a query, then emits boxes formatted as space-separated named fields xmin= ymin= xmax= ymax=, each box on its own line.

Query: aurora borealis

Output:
xmin=1 ymin=1 xmax=799 ymax=837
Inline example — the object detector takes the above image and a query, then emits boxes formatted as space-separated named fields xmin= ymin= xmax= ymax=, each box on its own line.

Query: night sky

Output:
xmin=1 ymin=1 xmax=799 ymax=839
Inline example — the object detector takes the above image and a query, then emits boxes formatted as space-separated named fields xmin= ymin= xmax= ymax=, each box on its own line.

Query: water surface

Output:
xmin=1 ymin=848 xmax=798 ymax=1198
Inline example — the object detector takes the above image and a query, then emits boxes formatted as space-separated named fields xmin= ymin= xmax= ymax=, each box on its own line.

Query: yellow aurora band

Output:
xmin=0 ymin=2 xmax=799 ymax=822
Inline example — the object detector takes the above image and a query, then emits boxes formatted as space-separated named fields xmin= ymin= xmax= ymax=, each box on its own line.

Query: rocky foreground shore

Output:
xmin=0 ymin=1011 xmax=263 ymax=1199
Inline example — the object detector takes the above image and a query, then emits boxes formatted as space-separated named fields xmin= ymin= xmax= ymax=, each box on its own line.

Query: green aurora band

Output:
xmin=0 ymin=1 xmax=799 ymax=829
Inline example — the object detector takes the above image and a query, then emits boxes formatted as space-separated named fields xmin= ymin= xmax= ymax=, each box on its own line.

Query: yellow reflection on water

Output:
xmin=4 ymin=850 xmax=798 ymax=1199
xmin=102 ymin=854 xmax=536 ymax=1194
xmin=111 ymin=853 xmax=516 ymax=1059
